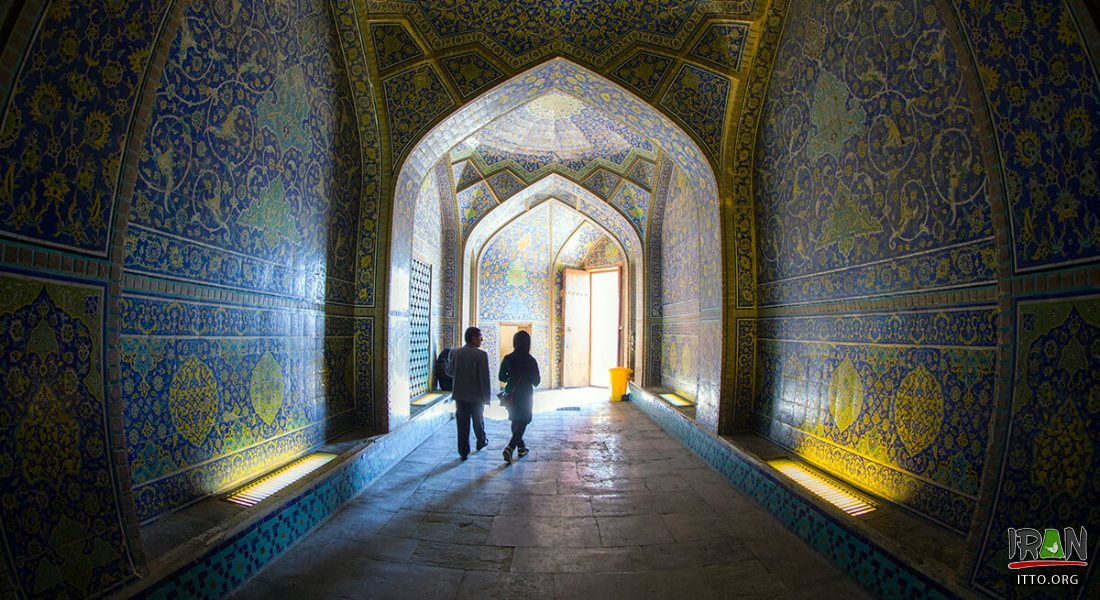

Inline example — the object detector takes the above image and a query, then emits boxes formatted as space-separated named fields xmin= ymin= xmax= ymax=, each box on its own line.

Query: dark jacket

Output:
xmin=499 ymin=353 xmax=540 ymax=422
xmin=434 ymin=348 xmax=453 ymax=390
xmin=445 ymin=343 xmax=491 ymax=404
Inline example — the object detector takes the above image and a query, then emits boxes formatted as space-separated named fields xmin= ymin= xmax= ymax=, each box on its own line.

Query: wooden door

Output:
xmin=562 ymin=268 xmax=590 ymax=387
xmin=498 ymin=323 xmax=532 ymax=368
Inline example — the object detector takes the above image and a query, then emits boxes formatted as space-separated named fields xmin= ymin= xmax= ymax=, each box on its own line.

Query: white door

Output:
xmin=562 ymin=268 xmax=590 ymax=388
xmin=588 ymin=268 xmax=620 ymax=387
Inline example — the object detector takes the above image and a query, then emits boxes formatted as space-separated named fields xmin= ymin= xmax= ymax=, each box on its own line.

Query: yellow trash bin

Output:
xmin=609 ymin=367 xmax=633 ymax=401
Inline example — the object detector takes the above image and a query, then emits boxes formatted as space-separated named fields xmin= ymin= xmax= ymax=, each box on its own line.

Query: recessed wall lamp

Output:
xmin=412 ymin=391 xmax=449 ymax=406
xmin=659 ymin=392 xmax=693 ymax=406
xmin=767 ymin=458 xmax=877 ymax=517
xmin=225 ymin=453 xmax=337 ymax=507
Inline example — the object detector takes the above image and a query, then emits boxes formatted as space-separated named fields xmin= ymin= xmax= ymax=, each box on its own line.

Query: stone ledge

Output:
xmin=113 ymin=401 xmax=452 ymax=599
xmin=629 ymin=383 xmax=977 ymax=600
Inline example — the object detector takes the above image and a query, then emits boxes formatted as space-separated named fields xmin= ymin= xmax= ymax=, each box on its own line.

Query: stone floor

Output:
xmin=230 ymin=388 xmax=872 ymax=600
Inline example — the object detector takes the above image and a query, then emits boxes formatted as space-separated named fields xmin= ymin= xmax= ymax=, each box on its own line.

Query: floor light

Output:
xmin=660 ymin=392 xmax=693 ymax=406
xmin=412 ymin=391 xmax=448 ymax=406
xmin=225 ymin=453 xmax=336 ymax=507
xmin=768 ymin=458 xmax=876 ymax=516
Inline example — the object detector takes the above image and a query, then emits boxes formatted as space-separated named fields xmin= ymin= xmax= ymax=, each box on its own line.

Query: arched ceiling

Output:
xmin=402 ymin=0 xmax=705 ymax=57
xmin=557 ymin=221 xmax=619 ymax=267
xmin=451 ymin=90 xmax=655 ymax=180
xmin=478 ymin=201 xmax=610 ymax=271
xmin=448 ymin=88 xmax=659 ymax=242
xmin=370 ymin=0 xmax=756 ymax=69
xmin=359 ymin=0 xmax=768 ymax=166
xmin=392 ymin=58 xmax=725 ymax=321
xmin=463 ymin=175 xmax=642 ymax=265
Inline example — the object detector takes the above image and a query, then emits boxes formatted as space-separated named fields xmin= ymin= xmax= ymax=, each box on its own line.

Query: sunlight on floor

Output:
xmin=483 ymin=386 xmax=610 ymax=420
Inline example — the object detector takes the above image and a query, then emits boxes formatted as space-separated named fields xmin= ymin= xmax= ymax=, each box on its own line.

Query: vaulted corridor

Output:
xmin=1 ymin=0 xmax=1098 ymax=598
xmin=230 ymin=389 xmax=869 ymax=600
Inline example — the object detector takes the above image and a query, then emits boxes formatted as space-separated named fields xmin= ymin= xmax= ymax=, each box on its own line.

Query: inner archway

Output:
xmin=388 ymin=58 xmax=723 ymax=430
xmin=469 ymin=194 xmax=634 ymax=390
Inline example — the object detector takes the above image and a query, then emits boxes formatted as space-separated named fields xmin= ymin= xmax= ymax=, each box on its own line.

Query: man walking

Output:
xmin=445 ymin=327 xmax=491 ymax=460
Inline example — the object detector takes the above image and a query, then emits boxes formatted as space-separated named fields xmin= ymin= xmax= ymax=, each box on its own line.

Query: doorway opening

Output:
xmin=388 ymin=59 xmax=721 ymax=429
xmin=563 ymin=267 xmax=621 ymax=388
xmin=498 ymin=322 xmax=532 ymax=367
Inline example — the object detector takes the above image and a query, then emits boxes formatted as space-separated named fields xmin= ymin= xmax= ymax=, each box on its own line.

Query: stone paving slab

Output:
xmin=231 ymin=389 xmax=872 ymax=600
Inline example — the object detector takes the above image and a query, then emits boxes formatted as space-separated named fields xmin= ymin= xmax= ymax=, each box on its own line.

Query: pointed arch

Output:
xmin=388 ymin=58 xmax=722 ymax=430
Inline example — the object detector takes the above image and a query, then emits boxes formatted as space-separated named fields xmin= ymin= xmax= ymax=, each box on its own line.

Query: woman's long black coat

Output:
xmin=498 ymin=353 xmax=540 ymax=423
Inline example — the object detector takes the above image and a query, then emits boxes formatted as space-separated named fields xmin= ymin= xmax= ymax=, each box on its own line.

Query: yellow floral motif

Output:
xmin=1014 ymin=129 xmax=1040 ymax=166
xmin=1056 ymin=7 xmax=1078 ymax=46
xmin=84 ymin=112 xmax=111 ymax=150
xmin=49 ymin=0 xmax=72 ymax=19
xmin=1064 ymin=106 xmax=1092 ymax=147
xmin=250 ymin=352 xmax=285 ymax=426
xmin=42 ymin=170 xmax=70 ymax=204
xmin=15 ymin=384 xmax=80 ymax=484
xmin=1032 ymin=399 xmax=1091 ymax=496
xmin=895 ymin=365 xmax=944 ymax=455
xmin=129 ymin=46 xmax=151 ymax=74
xmin=67 ymin=72 xmax=97 ymax=102
xmin=827 ymin=357 xmax=864 ymax=432
xmin=169 ymin=356 xmax=219 ymax=447
xmin=30 ymin=84 xmax=61 ymax=124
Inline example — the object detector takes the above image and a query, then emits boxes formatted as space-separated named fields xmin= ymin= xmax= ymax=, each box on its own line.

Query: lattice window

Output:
xmin=409 ymin=259 xmax=433 ymax=397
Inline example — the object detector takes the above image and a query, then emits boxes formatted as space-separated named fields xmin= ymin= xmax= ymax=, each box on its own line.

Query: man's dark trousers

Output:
xmin=455 ymin=400 xmax=487 ymax=457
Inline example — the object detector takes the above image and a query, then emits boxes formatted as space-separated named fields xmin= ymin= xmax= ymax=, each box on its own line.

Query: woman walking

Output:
xmin=498 ymin=330 xmax=540 ymax=464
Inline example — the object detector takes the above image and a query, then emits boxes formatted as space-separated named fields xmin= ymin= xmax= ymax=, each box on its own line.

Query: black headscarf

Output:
xmin=507 ymin=330 xmax=538 ymax=380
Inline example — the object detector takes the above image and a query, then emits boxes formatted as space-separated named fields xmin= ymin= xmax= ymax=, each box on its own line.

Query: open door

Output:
xmin=498 ymin=323 xmax=532 ymax=368
xmin=589 ymin=268 xmax=620 ymax=387
xmin=562 ymin=268 xmax=590 ymax=387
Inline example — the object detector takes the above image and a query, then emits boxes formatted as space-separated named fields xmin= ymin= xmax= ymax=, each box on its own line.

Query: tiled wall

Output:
xmin=755 ymin=0 xmax=1100 ymax=596
xmin=120 ymin=0 xmax=363 ymax=523
xmin=650 ymin=161 xmax=723 ymax=429
xmin=0 ymin=274 xmax=132 ymax=597
xmin=0 ymin=0 xmax=176 ymax=595
xmin=755 ymin=0 xmax=996 ymax=306
xmin=753 ymin=0 xmax=1000 ymax=532
xmin=478 ymin=203 xmax=552 ymax=369
xmin=754 ymin=310 xmax=997 ymax=533
xmin=948 ymin=1 xmax=1100 ymax=596
xmin=411 ymin=162 xmax=457 ymax=389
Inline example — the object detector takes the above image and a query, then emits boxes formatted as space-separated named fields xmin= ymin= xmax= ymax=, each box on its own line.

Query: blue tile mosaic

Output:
xmin=756 ymin=0 xmax=996 ymax=303
xmin=0 ymin=274 xmax=134 ymax=598
xmin=441 ymin=52 xmax=505 ymax=98
xmin=371 ymin=23 xmax=423 ymax=71
xmin=952 ymin=0 xmax=1100 ymax=272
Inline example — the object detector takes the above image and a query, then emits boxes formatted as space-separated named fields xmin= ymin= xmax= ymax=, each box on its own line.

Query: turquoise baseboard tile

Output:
xmin=628 ymin=385 xmax=962 ymax=600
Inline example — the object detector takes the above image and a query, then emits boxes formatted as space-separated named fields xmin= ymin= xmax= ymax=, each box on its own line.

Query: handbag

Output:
xmin=497 ymin=391 xmax=513 ymax=407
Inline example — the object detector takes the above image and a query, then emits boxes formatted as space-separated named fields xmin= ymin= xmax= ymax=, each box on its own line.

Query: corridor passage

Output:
xmin=231 ymin=389 xmax=870 ymax=599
